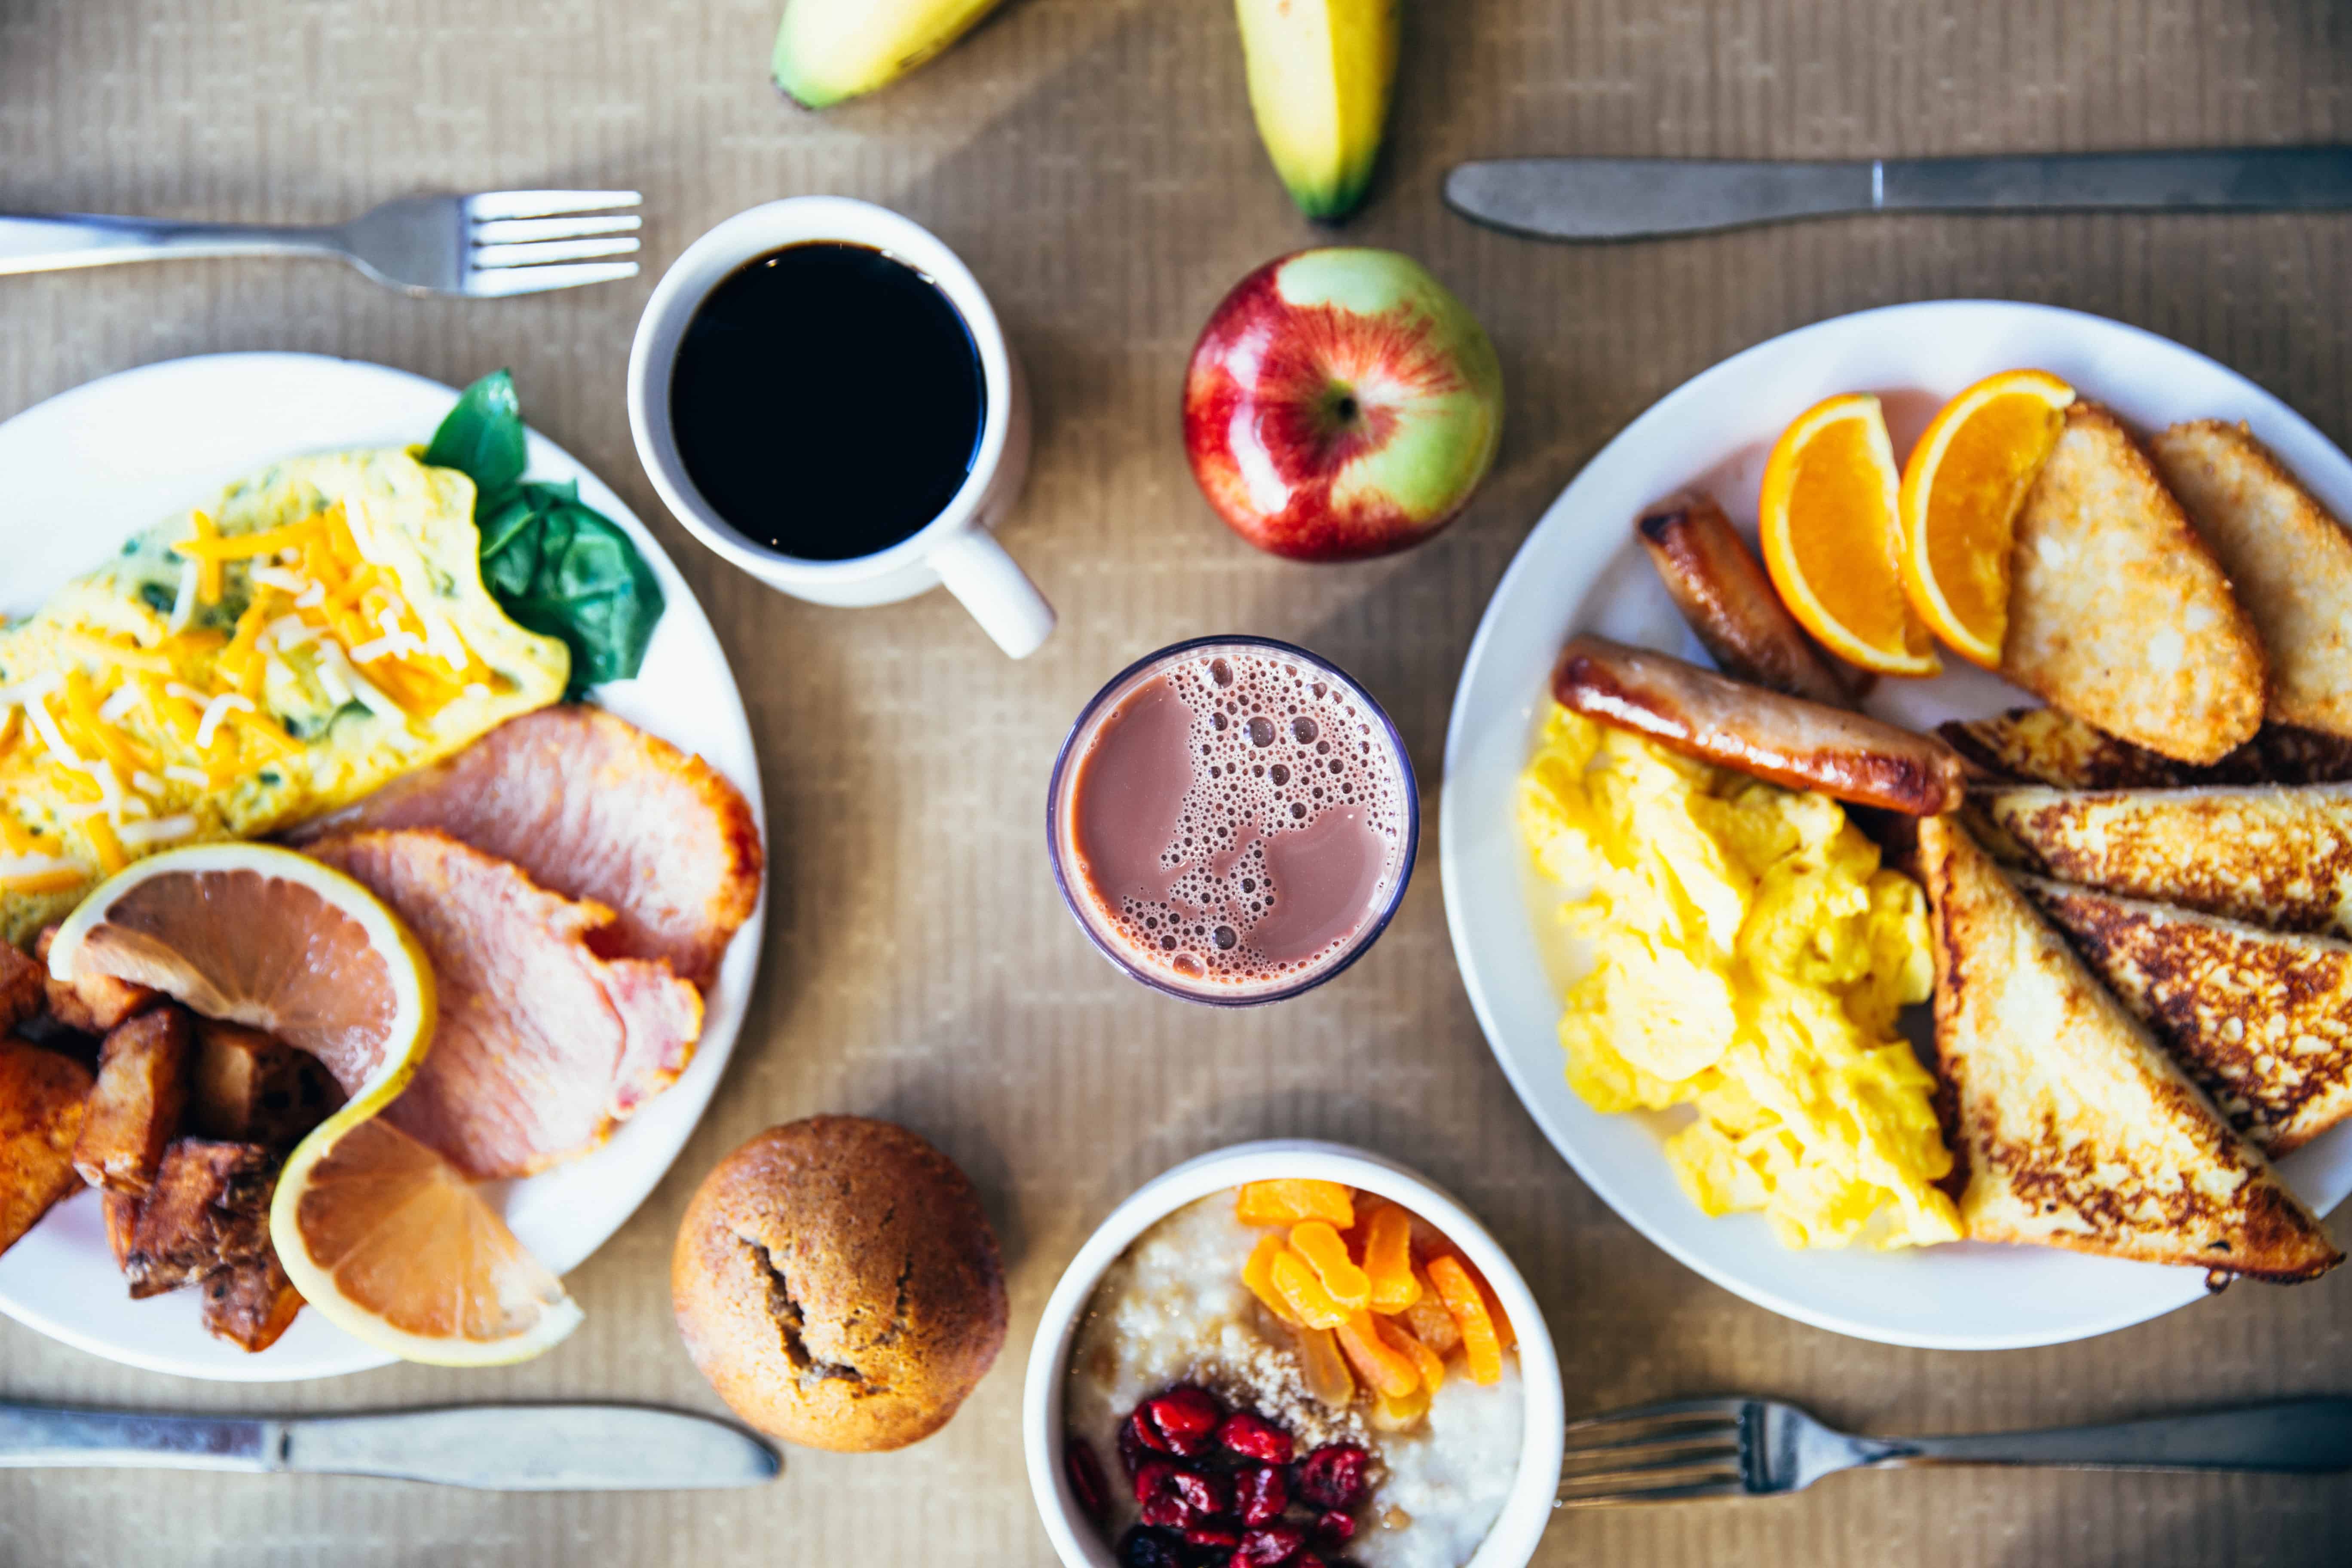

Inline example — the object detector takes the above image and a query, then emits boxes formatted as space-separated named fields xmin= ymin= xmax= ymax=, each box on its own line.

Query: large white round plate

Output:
xmin=0 ymin=353 xmax=766 ymax=1380
xmin=1442 ymin=300 xmax=2352 ymax=1351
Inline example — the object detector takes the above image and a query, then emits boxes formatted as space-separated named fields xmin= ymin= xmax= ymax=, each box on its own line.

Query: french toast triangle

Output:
xmin=1915 ymin=816 xmax=2341 ymax=1282
xmin=2018 ymin=876 xmax=2352 ymax=1156
xmin=2151 ymin=420 xmax=2352 ymax=741
xmin=1982 ymin=782 xmax=2352 ymax=940
xmin=2001 ymin=401 xmax=2266 ymax=766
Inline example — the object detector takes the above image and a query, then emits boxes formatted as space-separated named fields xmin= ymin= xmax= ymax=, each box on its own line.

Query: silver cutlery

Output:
xmin=0 ymin=190 xmax=643 ymax=296
xmin=1557 ymin=1394 xmax=2352 ymax=1505
xmin=0 ymin=1401 xmax=778 ymax=1490
xmin=1446 ymin=145 xmax=2352 ymax=242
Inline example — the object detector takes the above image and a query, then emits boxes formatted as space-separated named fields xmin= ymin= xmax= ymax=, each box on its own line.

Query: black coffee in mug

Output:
xmin=668 ymin=241 xmax=987 ymax=562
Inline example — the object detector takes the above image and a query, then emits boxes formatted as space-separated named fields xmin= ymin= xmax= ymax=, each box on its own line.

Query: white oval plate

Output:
xmin=1441 ymin=300 xmax=2352 ymax=1351
xmin=0 ymin=352 xmax=767 ymax=1380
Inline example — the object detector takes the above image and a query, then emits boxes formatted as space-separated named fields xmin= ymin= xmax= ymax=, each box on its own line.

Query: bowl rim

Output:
xmin=1020 ymin=1140 xmax=1566 ymax=1568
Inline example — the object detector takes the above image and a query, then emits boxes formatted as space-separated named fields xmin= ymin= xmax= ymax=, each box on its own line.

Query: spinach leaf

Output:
xmin=422 ymin=370 xmax=528 ymax=503
xmin=478 ymin=481 xmax=665 ymax=694
xmin=423 ymin=373 xmax=666 ymax=695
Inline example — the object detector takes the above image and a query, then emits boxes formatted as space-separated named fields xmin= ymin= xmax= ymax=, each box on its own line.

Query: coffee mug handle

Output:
xmin=931 ymin=529 xmax=1056 ymax=659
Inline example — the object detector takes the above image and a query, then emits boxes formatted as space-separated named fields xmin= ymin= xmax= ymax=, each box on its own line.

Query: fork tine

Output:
xmin=464 ymin=260 xmax=640 ymax=297
xmin=1556 ymin=1477 xmax=1749 ymax=1510
xmin=1560 ymin=1432 xmax=1741 ymax=1472
xmin=473 ymin=214 xmax=644 ymax=244
xmin=1564 ymin=1397 xmax=1751 ymax=1435
xmin=464 ymin=189 xmax=642 ymax=221
xmin=472 ymin=237 xmax=641 ymax=269
xmin=1560 ymin=1448 xmax=1743 ymax=1488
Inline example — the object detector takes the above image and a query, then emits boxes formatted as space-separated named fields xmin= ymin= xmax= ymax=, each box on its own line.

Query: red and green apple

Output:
xmin=1183 ymin=248 xmax=1504 ymax=562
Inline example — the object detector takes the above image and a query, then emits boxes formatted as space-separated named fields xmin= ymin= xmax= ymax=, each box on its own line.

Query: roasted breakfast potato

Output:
xmin=0 ymin=943 xmax=44 ymax=1035
xmin=190 ymin=1018 xmax=342 ymax=1147
xmin=102 ymin=1189 xmax=140 ymax=1271
xmin=34 ymin=926 xmax=160 ymax=1037
xmin=0 ymin=1036 xmax=97 ymax=1257
xmin=201 ymin=1246 xmax=305 ymax=1354
xmin=122 ymin=1139 xmax=274 ymax=1299
xmin=72 ymin=1006 xmax=193 ymax=1195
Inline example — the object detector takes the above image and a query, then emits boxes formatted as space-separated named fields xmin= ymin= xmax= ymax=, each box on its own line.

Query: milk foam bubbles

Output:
xmin=1054 ymin=641 xmax=1414 ymax=999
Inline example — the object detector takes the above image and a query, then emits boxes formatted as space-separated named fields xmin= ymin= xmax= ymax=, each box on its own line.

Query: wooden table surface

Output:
xmin=3 ymin=2 xmax=2348 ymax=1565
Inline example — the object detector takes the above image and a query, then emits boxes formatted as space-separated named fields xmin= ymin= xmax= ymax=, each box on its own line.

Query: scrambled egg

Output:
xmin=0 ymin=449 xmax=569 ymax=943
xmin=1519 ymin=708 xmax=1961 ymax=1250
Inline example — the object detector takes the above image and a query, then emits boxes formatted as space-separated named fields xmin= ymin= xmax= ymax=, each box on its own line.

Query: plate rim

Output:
xmin=0 ymin=350 xmax=767 ymax=1380
xmin=1439 ymin=297 xmax=2351 ymax=1351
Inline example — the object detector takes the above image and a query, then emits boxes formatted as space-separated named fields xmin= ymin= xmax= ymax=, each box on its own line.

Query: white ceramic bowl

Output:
xmin=1023 ymin=1141 xmax=1565 ymax=1568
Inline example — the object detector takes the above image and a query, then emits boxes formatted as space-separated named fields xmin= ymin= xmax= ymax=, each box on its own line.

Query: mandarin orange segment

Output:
xmin=1897 ymin=369 xmax=2075 ymax=668
xmin=1289 ymin=1221 xmax=1372 ymax=1311
xmin=1335 ymin=1310 xmax=1420 ymax=1399
xmin=1427 ymin=1255 xmax=1504 ymax=1385
xmin=1271 ymin=1246 xmax=1351 ymax=1330
xmin=1362 ymin=1204 xmax=1421 ymax=1312
xmin=1374 ymin=1314 xmax=1445 ymax=1395
xmin=1243 ymin=1231 xmax=1302 ymax=1325
xmin=1759 ymin=393 xmax=1940 ymax=677
xmin=1293 ymin=1324 xmax=1357 ymax=1407
xmin=1236 ymin=1179 xmax=1355 ymax=1228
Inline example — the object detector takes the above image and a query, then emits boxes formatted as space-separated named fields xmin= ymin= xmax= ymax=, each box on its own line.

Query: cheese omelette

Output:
xmin=0 ymin=448 xmax=569 ymax=944
xmin=1519 ymin=707 xmax=1961 ymax=1250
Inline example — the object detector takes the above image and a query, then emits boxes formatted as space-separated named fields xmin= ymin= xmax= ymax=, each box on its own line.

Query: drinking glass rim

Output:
xmin=1045 ymin=634 xmax=1420 ymax=1007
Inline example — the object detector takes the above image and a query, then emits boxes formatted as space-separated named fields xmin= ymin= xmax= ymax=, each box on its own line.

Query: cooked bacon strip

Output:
xmin=303 ymin=830 xmax=704 ymax=1180
xmin=1635 ymin=492 xmax=1866 ymax=708
xmin=288 ymin=707 xmax=761 ymax=986
xmin=1553 ymin=635 xmax=1966 ymax=815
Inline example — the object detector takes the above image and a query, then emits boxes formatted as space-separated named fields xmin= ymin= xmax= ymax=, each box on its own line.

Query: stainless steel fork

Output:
xmin=0 ymin=190 xmax=641 ymax=297
xmin=1558 ymin=1395 xmax=2352 ymax=1505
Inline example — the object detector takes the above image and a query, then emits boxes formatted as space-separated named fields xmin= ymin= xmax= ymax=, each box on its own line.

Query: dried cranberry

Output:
xmin=1216 ymin=1411 xmax=1295 ymax=1464
xmin=1134 ymin=1459 xmax=1180 ymax=1507
xmin=1142 ymin=1385 xmax=1225 ymax=1456
xmin=1295 ymin=1444 xmax=1372 ymax=1512
xmin=1184 ymin=1522 xmax=1243 ymax=1550
xmin=1312 ymin=1510 xmax=1355 ymax=1546
xmin=1232 ymin=1523 xmax=1308 ymax=1566
xmin=1139 ymin=1491 xmax=1190 ymax=1530
xmin=1130 ymin=1407 xmax=1174 ymax=1455
xmin=1117 ymin=1525 xmax=1186 ymax=1568
xmin=1066 ymin=1439 xmax=1112 ymax=1522
xmin=1234 ymin=1463 xmax=1289 ymax=1525
xmin=1172 ymin=1469 xmax=1232 ymax=1518
xmin=1122 ymin=1412 xmax=1160 ymax=1471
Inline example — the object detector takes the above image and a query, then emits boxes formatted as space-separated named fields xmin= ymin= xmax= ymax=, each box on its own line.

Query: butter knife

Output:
xmin=1445 ymin=146 xmax=2352 ymax=241
xmin=0 ymin=1402 xmax=781 ymax=1490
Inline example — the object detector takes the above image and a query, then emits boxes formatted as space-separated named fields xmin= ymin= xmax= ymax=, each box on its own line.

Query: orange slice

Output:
xmin=1897 ymin=370 xmax=2076 ymax=668
xmin=1759 ymin=394 xmax=1941 ymax=677
xmin=274 ymin=1117 xmax=582 ymax=1365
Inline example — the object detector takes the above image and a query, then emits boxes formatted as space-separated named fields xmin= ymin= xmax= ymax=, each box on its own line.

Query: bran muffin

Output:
xmin=672 ymin=1116 xmax=1008 ymax=1452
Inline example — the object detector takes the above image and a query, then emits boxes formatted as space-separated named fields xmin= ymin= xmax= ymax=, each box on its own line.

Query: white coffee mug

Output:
xmin=627 ymin=196 xmax=1055 ymax=658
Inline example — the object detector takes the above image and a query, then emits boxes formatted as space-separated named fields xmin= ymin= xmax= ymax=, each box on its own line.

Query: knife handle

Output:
xmin=1446 ymin=147 xmax=2352 ymax=241
xmin=0 ymin=1403 xmax=278 ymax=1473
xmin=1882 ymin=146 xmax=2352 ymax=214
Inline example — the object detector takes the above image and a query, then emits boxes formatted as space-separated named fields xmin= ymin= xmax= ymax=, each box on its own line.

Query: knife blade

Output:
xmin=0 ymin=1402 xmax=781 ymax=1490
xmin=1445 ymin=146 xmax=2352 ymax=241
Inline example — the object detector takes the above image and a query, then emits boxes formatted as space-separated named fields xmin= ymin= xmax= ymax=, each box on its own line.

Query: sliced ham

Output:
xmin=290 ymin=706 xmax=762 ymax=986
xmin=304 ymin=829 xmax=704 ymax=1180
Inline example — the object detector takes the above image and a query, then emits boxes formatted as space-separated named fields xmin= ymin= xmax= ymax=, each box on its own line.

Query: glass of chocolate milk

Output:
xmin=1048 ymin=637 xmax=1418 ymax=1004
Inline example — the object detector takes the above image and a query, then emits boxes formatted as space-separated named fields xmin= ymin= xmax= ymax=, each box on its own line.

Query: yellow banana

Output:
xmin=772 ymin=0 xmax=1009 ymax=109
xmin=1235 ymin=0 xmax=1400 ymax=222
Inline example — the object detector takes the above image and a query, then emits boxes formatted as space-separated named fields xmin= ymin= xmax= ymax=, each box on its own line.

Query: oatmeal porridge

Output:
xmin=1063 ymin=1185 xmax=1524 ymax=1568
